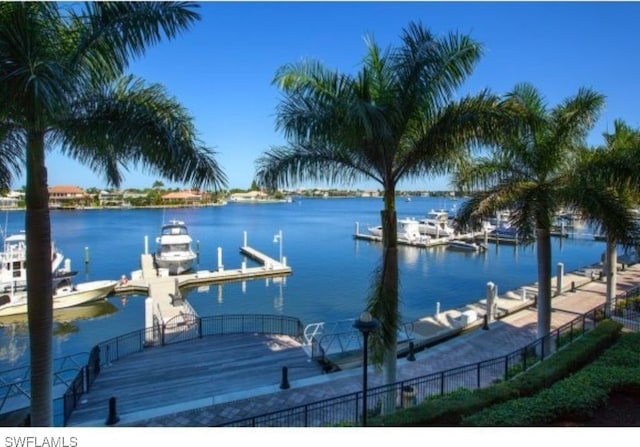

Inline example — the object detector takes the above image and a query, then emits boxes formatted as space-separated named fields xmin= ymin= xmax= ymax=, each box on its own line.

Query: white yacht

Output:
xmin=0 ymin=231 xmax=76 ymax=293
xmin=367 ymin=218 xmax=430 ymax=244
xmin=418 ymin=210 xmax=456 ymax=238
xmin=154 ymin=220 xmax=198 ymax=275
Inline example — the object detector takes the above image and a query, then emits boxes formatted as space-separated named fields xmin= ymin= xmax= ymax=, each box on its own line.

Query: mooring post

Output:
xmin=483 ymin=314 xmax=489 ymax=330
xmin=407 ymin=342 xmax=416 ymax=362
xmin=217 ymin=247 xmax=223 ymax=272
xmin=280 ymin=366 xmax=290 ymax=390
xmin=105 ymin=396 xmax=120 ymax=426
xmin=556 ymin=262 xmax=564 ymax=295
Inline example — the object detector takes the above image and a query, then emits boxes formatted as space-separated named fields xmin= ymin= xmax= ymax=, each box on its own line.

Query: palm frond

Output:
xmin=57 ymin=75 xmax=227 ymax=190
xmin=70 ymin=2 xmax=200 ymax=80
xmin=0 ymin=121 xmax=25 ymax=189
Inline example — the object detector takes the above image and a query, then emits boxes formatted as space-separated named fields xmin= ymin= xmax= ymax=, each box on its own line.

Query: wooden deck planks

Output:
xmin=66 ymin=333 xmax=323 ymax=426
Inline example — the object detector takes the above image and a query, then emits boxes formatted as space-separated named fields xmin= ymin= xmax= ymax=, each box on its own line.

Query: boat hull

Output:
xmin=154 ymin=256 xmax=196 ymax=275
xmin=447 ymin=241 xmax=482 ymax=252
xmin=0 ymin=280 xmax=117 ymax=317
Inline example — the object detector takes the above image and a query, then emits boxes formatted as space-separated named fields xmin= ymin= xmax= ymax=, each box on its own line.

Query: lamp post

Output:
xmin=353 ymin=311 xmax=379 ymax=427
xmin=273 ymin=230 xmax=283 ymax=263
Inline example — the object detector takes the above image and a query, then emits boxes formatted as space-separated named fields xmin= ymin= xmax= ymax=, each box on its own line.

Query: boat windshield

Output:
xmin=161 ymin=244 xmax=190 ymax=253
xmin=162 ymin=226 xmax=188 ymax=236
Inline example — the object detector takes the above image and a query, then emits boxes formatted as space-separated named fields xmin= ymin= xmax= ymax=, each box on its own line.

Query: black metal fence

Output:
xmin=217 ymin=303 xmax=612 ymax=427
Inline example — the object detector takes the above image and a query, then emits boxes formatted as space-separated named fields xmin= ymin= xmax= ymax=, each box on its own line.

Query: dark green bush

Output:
xmin=463 ymin=329 xmax=640 ymax=426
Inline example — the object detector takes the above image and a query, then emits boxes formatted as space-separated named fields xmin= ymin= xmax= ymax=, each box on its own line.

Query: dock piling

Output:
xmin=556 ymin=262 xmax=564 ymax=295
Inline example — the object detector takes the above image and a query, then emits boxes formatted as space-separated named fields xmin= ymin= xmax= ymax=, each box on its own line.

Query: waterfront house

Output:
xmin=48 ymin=186 xmax=89 ymax=209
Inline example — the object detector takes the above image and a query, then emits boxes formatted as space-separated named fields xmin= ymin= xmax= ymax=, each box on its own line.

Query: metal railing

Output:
xmin=218 ymin=303 xmax=613 ymax=427
xmin=308 ymin=321 xmax=414 ymax=362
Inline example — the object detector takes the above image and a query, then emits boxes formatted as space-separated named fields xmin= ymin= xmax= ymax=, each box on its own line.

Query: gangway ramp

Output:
xmin=303 ymin=319 xmax=414 ymax=371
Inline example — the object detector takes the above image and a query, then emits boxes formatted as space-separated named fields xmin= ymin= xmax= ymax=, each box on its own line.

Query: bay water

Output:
xmin=0 ymin=196 xmax=606 ymax=371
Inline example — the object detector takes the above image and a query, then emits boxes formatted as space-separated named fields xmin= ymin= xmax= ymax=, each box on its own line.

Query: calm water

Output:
xmin=0 ymin=197 xmax=607 ymax=370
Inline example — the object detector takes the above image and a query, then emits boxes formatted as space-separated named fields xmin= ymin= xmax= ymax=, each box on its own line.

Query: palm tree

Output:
xmin=255 ymin=22 xmax=504 ymax=392
xmin=0 ymin=3 xmax=227 ymax=426
xmin=454 ymin=83 xmax=637 ymax=349
xmin=577 ymin=120 xmax=640 ymax=316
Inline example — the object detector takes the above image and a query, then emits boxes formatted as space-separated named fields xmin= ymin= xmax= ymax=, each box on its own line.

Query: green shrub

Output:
xmin=463 ymin=330 xmax=640 ymax=426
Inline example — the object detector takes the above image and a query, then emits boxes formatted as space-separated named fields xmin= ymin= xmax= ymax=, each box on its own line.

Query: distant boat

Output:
xmin=368 ymin=218 xmax=430 ymax=244
xmin=447 ymin=239 xmax=486 ymax=252
xmin=418 ymin=210 xmax=456 ymax=238
xmin=489 ymin=225 xmax=521 ymax=242
xmin=0 ymin=279 xmax=117 ymax=317
xmin=154 ymin=220 xmax=198 ymax=275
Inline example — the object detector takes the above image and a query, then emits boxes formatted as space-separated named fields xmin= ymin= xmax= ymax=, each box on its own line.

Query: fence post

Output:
xmin=198 ymin=317 xmax=203 ymax=339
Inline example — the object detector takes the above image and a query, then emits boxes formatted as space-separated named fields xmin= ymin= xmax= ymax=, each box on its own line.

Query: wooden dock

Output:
xmin=66 ymin=333 xmax=322 ymax=427
xmin=113 ymin=245 xmax=292 ymax=325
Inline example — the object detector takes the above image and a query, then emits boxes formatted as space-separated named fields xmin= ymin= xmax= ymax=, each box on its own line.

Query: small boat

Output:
xmin=0 ymin=231 xmax=77 ymax=293
xmin=418 ymin=210 xmax=456 ymax=238
xmin=447 ymin=239 xmax=486 ymax=252
xmin=0 ymin=279 xmax=118 ymax=317
xmin=154 ymin=220 xmax=197 ymax=275
xmin=368 ymin=218 xmax=430 ymax=244
xmin=490 ymin=225 xmax=520 ymax=241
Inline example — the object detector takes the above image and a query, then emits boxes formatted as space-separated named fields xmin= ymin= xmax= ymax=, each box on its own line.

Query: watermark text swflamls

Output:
xmin=5 ymin=437 xmax=78 ymax=447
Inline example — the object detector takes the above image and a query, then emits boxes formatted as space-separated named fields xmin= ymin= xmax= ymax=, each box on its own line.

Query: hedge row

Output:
xmin=373 ymin=319 xmax=623 ymax=426
xmin=463 ymin=329 xmax=640 ymax=426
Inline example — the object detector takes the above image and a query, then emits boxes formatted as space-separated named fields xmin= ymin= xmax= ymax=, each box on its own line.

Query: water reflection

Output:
xmin=183 ymin=275 xmax=288 ymax=315
xmin=0 ymin=300 xmax=118 ymax=327
xmin=0 ymin=300 xmax=118 ymax=364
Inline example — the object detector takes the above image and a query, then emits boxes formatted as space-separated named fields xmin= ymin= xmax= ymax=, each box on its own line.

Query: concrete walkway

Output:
xmin=68 ymin=262 xmax=639 ymax=427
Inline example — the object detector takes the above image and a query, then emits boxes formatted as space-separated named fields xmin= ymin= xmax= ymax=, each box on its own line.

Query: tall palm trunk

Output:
xmin=535 ymin=228 xmax=552 ymax=355
xmin=25 ymin=130 xmax=54 ymax=426
xmin=605 ymin=236 xmax=617 ymax=317
xmin=376 ymin=188 xmax=399 ymax=416
xmin=379 ymin=189 xmax=398 ymax=386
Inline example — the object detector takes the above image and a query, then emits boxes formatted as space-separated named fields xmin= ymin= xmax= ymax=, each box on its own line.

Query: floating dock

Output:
xmin=352 ymin=221 xmax=483 ymax=248
xmin=114 ymin=242 xmax=291 ymax=326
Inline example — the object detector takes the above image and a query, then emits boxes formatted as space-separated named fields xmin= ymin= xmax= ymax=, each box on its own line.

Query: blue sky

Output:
xmin=34 ymin=1 xmax=640 ymax=192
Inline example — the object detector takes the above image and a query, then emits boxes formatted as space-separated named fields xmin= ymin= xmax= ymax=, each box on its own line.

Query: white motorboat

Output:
xmin=367 ymin=218 xmax=430 ymax=244
xmin=154 ymin=220 xmax=198 ymax=275
xmin=0 ymin=231 xmax=77 ymax=293
xmin=447 ymin=239 xmax=486 ymax=252
xmin=418 ymin=210 xmax=456 ymax=238
xmin=0 ymin=279 xmax=117 ymax=317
